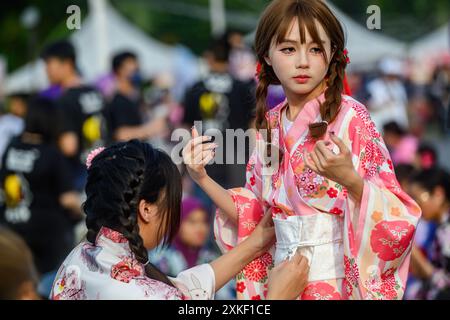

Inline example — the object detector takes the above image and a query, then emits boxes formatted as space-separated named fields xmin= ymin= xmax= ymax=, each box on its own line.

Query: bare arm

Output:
xmin=182 ymin=127 xmax=238 ymax=223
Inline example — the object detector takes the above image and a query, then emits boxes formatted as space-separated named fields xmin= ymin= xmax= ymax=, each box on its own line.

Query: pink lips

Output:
xmin=293 ymin=75 xmax=311 ymax=84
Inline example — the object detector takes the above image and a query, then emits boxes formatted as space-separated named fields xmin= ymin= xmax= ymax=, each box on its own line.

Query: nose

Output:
xmin=295 ymin=49 xmax=309 ymax=69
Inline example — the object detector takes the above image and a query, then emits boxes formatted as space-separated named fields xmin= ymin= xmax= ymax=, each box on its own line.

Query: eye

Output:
xmin=280 ymin=47 xmax=295 ymax=54
xmin=310 ymin=47 xmax=323 ymax=54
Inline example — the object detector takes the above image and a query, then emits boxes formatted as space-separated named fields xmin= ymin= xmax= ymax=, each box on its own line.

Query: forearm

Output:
xmin=209 ymin=238 xmax=257 ymax=291
xmin=343 ymin=171 xmax=364 ymax=204
xmin=196 ymin=175 xmax=238 ymax=224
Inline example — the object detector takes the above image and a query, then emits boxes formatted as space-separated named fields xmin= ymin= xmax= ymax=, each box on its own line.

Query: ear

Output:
xmin=137 ymin=199 xmax=157 ymax=224
xmin=264 ymin=56 xmax=272 ymax=66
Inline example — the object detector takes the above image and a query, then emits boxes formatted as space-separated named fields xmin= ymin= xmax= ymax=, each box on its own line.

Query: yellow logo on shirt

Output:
xmin=82 ymin=116 xmax=101 ymax=143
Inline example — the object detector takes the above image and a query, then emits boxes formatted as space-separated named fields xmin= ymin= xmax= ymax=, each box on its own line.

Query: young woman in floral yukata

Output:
xmin=183 ymin=0 xmax=421 ymax=300
xmin=50 ymin=140 xmax=308 ymax=300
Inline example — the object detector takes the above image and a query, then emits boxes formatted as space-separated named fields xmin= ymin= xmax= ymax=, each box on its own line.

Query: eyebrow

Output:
xmin=279 ymin=39 xmax=326 ymax=45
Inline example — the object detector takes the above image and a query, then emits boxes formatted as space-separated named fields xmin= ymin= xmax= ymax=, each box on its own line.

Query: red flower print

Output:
xmin=243 ymin=259 xmax=267 ymax=282
xmin=259 ymin=252 xmax=273 ymax=267
xmin=98 ymin=227 xmax=128 ymax=243
xmin=344 ymin=255 xmax=360 ymax=286
xmin=387 ymin=159 xmax=393 ymax=171
xmin=330 ymin=207 xmax=343 ymax=215
xmin=110 ymin=257 xmax=144 ymax=283
xmin=301 ymin=282 xmax=342 ymax=300
xmin=362 ymin=141 xmax=385 ymax=178
xmin=343 ymin=278 xmax=353 ymax=297
xmin=251 ymin=295 xmax=261 ymax=300
xmin=236 ymin=281 xmax=246 ymax=293
xmin=250 ymin=175 xmax=256 ymax=186
xmin=327 ymin=188 xmax=338 ymax=198
xmin=370 ymin=220 xmax=415 ymax=261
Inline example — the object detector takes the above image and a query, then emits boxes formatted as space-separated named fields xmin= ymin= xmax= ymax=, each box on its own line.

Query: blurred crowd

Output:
xmin=0 ymin=28 xmax=449 ymax=300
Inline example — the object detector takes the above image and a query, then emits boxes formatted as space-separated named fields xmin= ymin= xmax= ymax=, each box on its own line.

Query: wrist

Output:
xmin=342 ymin=170 xmax=362 ymax=190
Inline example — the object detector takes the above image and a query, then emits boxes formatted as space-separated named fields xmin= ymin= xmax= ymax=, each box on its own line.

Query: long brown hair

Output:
xmin=254 ymin=0 xmax=347 ymax=142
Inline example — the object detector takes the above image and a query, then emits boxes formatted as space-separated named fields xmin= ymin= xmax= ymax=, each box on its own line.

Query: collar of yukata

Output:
xmin=270 ymin=89 xmax=328 ymax=126
xmin=95 ymin=226 xmax=151 ymax=266
xmin=96 ymin=226 xmax=129 ymax=245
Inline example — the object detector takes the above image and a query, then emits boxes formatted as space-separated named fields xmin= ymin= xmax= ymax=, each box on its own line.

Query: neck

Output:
xmin=285 ymin=81 xmax=326 ymax=121
xmin=117 ymin=77 xmax=136 ymax=97
xmin=60 ymin=72 xmax=81 ymax=89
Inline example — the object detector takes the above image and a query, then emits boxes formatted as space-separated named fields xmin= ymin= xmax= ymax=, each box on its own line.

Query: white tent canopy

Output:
xmin=409 ymin=22 xmax=449 ymax=62
xmin=4 ymin=3 xmax=176 ymax=94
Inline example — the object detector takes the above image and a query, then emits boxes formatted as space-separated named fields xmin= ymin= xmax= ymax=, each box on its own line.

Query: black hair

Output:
xmin=394 ymin=164 xmax=416 ymax=183
xmin=112 ymin=51 xmax=137 ymax=74
xmin=206 ymin=37 xmax=231 ymax=63
xmin=83 ymin=140 xmax=182 ymax=287
xmin=41 ymin=40 xmax=76 ymax=66
xmin=383 ymin=121 xmax=406 ymax=136
xmin=24 ymin=96 xmax=62 ymax=144
xmin=410 ymin=167 xmax=450 ymax=202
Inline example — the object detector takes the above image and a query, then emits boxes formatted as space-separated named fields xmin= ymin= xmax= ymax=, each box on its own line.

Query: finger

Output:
xmin=313 ymin=147 xmax=328 ymax=169
xmin=329 ymin=132 xmax=347 ymax=154
xmin=259 ymin=210 xmax=274 ymax=227
xmin=192 ymin=142 xmax=217 ymax=158
xmin=303 ymin=149 xmax=319 ymax=172
xmin=316 ymin=141 xmax=335 ymax=160
xmin=309 ymin=150 xmax=324 ymax=173
xmin=191 ymin=136 xmax=213 ymax=148
xmin=289 ymin=252 xmax=304 ymax=265
xmin=193 ymin=150 xmax=211 ymax=165
xmin=200 ymin=150 xmax=215 ymax=166
xmin=191 ymin=126 xmax=199 ymax=138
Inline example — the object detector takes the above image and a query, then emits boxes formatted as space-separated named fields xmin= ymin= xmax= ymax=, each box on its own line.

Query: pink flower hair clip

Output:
xmin=86 ymin=147 xmax=105 ymax=169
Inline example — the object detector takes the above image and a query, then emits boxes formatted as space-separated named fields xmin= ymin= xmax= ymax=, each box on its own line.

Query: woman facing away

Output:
xmin=50 ymin=139 xmax=309 ymax=300
xmin=183 ymin=0 xmax=421 ymax=300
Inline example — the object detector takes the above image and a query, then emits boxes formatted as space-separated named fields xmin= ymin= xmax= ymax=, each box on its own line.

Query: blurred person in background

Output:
xmin=103 ymin=51 xmax=168 ymax=144
xmin=413 ymin=143 xmax=438 ymax=170
xmin=0 ymin=227 xmax=39 ymax=300
xmin=0 ymin=93 xmax=28 ymax=163
xmin=225 ymin=29 xmax=257 ymax=83
xmin=0 ymin=97 xmax=82 ymax=297
xmin=382 ymin=121 xmax=418 ymax=166
xmin=41 ymin=40 xmax=106 ymax=191
xmin=367 ymin=57 xmax=409 ymax=131
xmin=409 ymin=168 xmax=450 ymax=299
xmin=182 ymin=36 xmax=256 ymax=192
xmin=150 ymin=197 xmax=235 ymax=299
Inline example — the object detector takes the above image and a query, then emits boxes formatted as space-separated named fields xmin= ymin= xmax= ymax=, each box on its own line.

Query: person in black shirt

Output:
xmin=0 ymin=97 xmax=82 ymax=276
xmin=182 ymin=37 xmax=256 ymax=190
xmin=41 ymin=40 xmax=106 ymax=190
xmin=104 ymin=51 xmax=167 ymax=144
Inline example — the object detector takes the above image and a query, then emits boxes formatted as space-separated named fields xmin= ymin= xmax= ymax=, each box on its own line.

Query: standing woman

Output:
xmin=50 ymin=140 xmax=309 ymax=299
xmin=183 ymin=0 xmax=421 ymax=300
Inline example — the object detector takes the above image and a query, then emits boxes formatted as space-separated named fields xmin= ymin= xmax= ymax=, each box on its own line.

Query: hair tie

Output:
xmin=255 ymin=61 xmax=262 ymax=78
xmin=86 ymin=147 xmax=106 ymax=169
xmin=142 ymin=259 xmax=150 ymax=266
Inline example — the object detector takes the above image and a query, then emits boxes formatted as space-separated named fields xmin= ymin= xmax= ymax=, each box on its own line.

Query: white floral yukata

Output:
xmin=50 ymin=227 xmax=215 ymax=300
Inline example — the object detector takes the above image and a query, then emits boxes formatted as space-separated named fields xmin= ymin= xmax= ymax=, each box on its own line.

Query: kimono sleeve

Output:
xmin=343 ymin=107 xmax=422 ymax=300
xmin=214 ymin=131 xmax=266 ymax=254
xmin=169 ymin=263 xmax=215 ymax=300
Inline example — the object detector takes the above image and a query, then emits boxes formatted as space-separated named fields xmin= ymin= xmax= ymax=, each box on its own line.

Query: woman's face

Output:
xmin=409 ymin=183 xmax=444 ymax=222
xmin=178 ymin=209 xmax=209 ymax=248
xmin=265 ymin=18 xmax=333 ymax=99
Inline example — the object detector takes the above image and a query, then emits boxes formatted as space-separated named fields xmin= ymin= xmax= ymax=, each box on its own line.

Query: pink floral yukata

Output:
xmin=214 ymin=93 xmax=421 ymax=300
